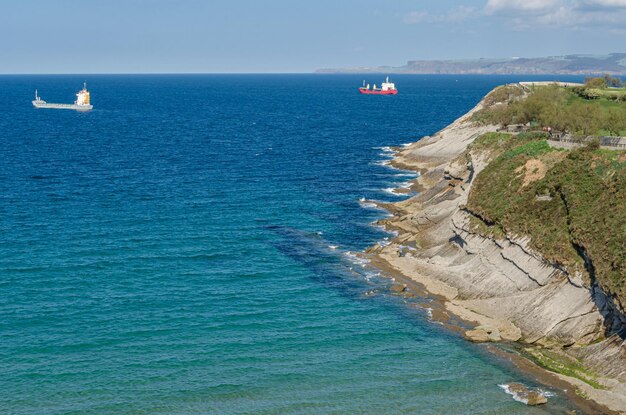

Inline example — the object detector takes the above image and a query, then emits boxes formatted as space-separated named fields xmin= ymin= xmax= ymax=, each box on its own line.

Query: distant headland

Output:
xmin=316 ymin=53 xmax=626 ymax=75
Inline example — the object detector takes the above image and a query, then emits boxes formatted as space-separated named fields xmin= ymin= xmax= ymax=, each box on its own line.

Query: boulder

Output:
xmin=465 ymin=328 xmax=490 ymax=342
xmin=504 ymin=383 xmax=548 ymax=406
xmin=465 ymin=325 xmax=502 ymax=342
xmin=526 ymin=392 xmax=548 ymax=406
xmin=390 ymin=283 xmax=408 ymax=293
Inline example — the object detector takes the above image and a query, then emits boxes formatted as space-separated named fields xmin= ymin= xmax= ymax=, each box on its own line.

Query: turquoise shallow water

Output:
xmin=0 ymin=74 xmax=585 ymax=414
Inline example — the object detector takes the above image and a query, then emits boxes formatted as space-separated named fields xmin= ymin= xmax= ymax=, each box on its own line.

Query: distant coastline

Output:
xmin=317 ymin=53 xmax=626 ymax=75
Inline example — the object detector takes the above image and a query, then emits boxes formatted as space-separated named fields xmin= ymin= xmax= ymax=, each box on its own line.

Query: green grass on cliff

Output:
xmin=466 ymin=133 xmax=626 ymax=308
xmin=473 ymin=84 xmax=626 ymax=137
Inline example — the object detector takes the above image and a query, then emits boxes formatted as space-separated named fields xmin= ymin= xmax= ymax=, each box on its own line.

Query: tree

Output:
xmin=604 ymin=107 xmax=626 ymax=136
xmin=603 ymin=74 xmax=623 ymax=88
xmin=585 ymin=77 xmax=607 ymax=89
xmin=565 ymin=102 xmax=602 ymax=137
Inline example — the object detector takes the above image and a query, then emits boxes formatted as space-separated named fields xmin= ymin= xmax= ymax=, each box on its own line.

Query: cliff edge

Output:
xmin=368 ymin=84 xmax=626 ymax=412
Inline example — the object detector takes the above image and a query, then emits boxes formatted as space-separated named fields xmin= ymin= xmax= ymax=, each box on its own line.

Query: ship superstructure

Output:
xmin=359 ymin=77 xmax=398 ymax=95
xmin=32 ymin=82 xmax=93 ymax=111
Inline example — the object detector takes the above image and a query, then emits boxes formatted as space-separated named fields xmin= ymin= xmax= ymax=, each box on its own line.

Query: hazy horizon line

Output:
xmin=0 ymin=72 xmax=593 ymax=76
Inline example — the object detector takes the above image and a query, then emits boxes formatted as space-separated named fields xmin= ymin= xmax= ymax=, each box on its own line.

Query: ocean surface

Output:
xmin=0 ymin=74 xmax=585 ymax=414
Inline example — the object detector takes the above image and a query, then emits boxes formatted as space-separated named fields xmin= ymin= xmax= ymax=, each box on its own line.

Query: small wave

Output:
xmin=498 ymin=384 xmax=551 ymax=405
xmin=382 ymin=187 xmax=405 ymax=196
xmin=373 ymin=160 xmax=414 ymax=174
xmin=328 ymin=245 xmax=339 ymax=250
xmin=376 ymin=146 xmax=396 ymax=158
xmin=343 ymin=251 xmax=370 ymax=267
xmin=373 ymin=146 xmax=394 ymax=152
xmin=498 ymin=384 xmax=528 ymax=404
xmin=378 ymin=237 xmax=391 ymax=247
xmin=371 ymin=222 xmax=398 ymax=233
xmin=425 ymin=307 xmax=433 ymax=320
xmin=358 ymin=198 xmax=387 ymax=211
xmin=363 ymin=270 xmax=382 ymax=281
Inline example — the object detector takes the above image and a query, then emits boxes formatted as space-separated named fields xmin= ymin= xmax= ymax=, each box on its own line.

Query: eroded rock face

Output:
xmin=447 ymin=212 xmax=606 ymax=347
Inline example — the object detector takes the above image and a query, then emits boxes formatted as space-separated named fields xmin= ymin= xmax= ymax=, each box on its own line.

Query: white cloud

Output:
xmin=486 ymin=0 xmax=561 ymax=13
xmin=447 ymin=6 xmax=478 ymax=22
xmin=587 ymin=0 xmax=626 ymax=6
xmin=405 ymin=1 xmax=626 ymax=29
xmin=403 ymin=6 xmax=477 ymax=25
xmin=403 ymin=11 xmax=429 ymax=24
xmin=484 ymin=0 xmax=626 ymax=27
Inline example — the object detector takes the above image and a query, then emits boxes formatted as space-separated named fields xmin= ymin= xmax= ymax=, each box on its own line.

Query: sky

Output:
xmin=2 ymin=0 xmax=626 ymax=73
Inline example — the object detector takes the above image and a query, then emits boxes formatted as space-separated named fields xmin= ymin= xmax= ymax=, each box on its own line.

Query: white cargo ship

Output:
xmin=32 ymin=82 xmax=93 ymax=111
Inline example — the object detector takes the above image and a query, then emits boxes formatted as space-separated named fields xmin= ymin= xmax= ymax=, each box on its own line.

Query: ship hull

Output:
xmin=32 ymin=101 xmax=93 ymax=111
xmin=358 ymin=88 xmax=398 ymax=95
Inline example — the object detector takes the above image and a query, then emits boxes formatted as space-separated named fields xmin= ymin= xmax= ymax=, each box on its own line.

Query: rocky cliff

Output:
xmin=367 ymin=89 xmax=626 ymax=412
xmin=316 ymin=53 xmax=626 ymax=75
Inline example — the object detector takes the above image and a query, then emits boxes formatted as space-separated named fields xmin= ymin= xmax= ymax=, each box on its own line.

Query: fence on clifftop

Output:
xmin=547 ymin=135 xmax=626 ymax=151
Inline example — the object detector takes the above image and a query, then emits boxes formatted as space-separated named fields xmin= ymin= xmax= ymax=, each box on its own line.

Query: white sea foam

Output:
xmin=362 ymin=270 xmax=382 ymax=281
xmin=498 ymin=384 xmax=552 ymax=405
xmin=383 ymin=187 xmax=404 ymax=196
xmin=373 ymin=146 xmax=394 ymax=153
xmin=373 ymin=160 xmax=418 ymax=175
xmin=343 ymin=251 xmax=370 ymax=267
xmin=371 ymin=222 xmax=399 ymax=236
xmin=377 ymin=146 xmax=396 ymax=158
xmin=378 ymin=237 xmax=391 ymax=247
xmin=361 ymin=201 xmax=380 ymax=209
xmin=498 ymin=384 xmax=528 ymax=404
xmin=425 ymin=307 xmax=433 ymax=319
xmin=328 ymin=245 xmax=339 ymax=250
xmin=358 ymin=198 xmax=387 ymax=211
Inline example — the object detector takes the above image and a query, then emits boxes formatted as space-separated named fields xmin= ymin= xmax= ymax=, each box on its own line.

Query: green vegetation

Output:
xmin=469 ymin=131 xmax=513 ymax=155
xmin=467 ymin=214 xmax=506 ymax=240
xmin=482 ymin=84 xmax=525 ymax=106
xmin=525 ymin=348 xmax=606 ymax=389
xmin=585 ymin=74 xmax=623 ymax=89
xmin=466 ymin=132 xmax=626 ymax=306
xmin=473 ymin=80 xmax=626 ymax=137
xmin=575 ymin=76 xmax=626 ymax=102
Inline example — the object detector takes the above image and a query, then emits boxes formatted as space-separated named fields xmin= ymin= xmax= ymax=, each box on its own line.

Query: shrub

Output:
xmin=475 ymin=84 xmax=626 ymax=137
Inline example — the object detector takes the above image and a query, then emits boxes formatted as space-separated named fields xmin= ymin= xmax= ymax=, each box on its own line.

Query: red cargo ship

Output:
xmin=359 ymin=77 xmax=398 ymax=95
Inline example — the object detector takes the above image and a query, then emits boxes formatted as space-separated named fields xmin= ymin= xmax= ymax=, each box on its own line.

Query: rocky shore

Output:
xmin=366 ymin=90 xmax=626 ymax=413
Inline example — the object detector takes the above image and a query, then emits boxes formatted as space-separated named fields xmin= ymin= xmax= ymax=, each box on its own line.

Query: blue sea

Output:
xmin=0 ymin=74 xmax=585 ymax=414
